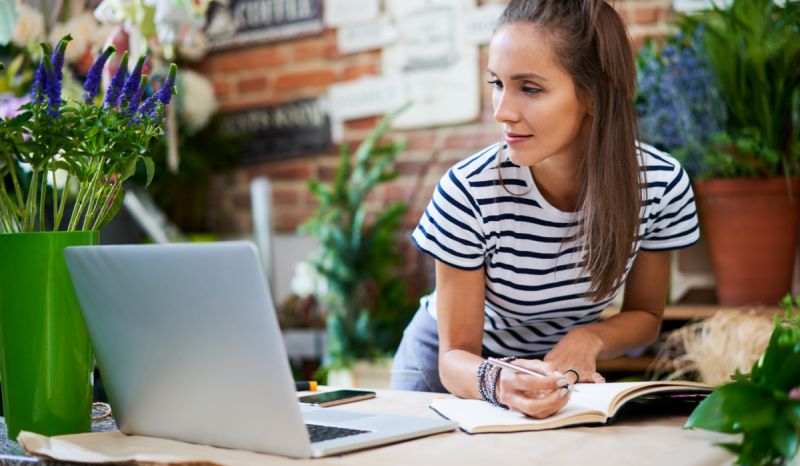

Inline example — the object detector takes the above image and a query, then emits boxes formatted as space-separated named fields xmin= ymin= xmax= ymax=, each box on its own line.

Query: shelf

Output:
xmin=596 ymin=354 xmax=657 ymax=372
xmin=599 ymin=304 xmax=782 ymax=321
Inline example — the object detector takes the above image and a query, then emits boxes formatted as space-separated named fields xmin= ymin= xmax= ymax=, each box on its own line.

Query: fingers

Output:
xmin=590 ymin=372 xmax=606 ymax=383
xmin=502 ymin=368 xmax=566 ymax=393
xmin=506 ymin=383 xmax=572 ymax=419
xmin=513 ymin=358 xmax=559 ymax=377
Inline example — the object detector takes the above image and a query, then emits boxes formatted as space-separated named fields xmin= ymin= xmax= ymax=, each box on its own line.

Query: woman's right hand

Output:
xmin=495 ymin=359 xmax=572 ymax=418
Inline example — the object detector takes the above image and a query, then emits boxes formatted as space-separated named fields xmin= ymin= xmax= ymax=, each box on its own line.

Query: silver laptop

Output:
xmin=64 ymin=242 xmax=456 ymax=458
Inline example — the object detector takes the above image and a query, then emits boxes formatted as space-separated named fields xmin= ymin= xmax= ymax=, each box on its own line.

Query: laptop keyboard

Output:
xmin=306 ymin=424 xmax=370 ymax=443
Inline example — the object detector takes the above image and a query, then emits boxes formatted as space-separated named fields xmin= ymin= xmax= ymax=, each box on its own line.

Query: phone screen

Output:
xmin=297 ymin=390 xmax=375 ymax=405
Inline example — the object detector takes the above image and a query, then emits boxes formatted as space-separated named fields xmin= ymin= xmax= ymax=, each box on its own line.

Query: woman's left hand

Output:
xmin=543 ymin=327 xmax=606 ymax=385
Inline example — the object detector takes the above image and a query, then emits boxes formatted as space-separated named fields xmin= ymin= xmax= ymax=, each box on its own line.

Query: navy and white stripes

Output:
xmin=412 ymin=142 xmax=699 ymax=357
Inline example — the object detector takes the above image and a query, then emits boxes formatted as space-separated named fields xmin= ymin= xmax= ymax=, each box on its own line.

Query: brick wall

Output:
xmin=200 ymin=0 xmax=675 ymax=236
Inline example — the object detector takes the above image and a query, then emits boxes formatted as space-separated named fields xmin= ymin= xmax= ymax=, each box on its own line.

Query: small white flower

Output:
xmin=177 ymin=68 xmax=217 ymax=131
xmin=290 ymin=262 xmax=323 ymax=299
xmin=11 ymin=3 xmax=44 ymax=48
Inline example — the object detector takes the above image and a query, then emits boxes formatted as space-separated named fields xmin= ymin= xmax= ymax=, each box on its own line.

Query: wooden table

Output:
xmin=1 ymin=388 xmax=737 ymax=466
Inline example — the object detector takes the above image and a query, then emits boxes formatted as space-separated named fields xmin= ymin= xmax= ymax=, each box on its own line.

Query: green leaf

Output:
xmin=719 ymin=382 xmax=778 ymax=430
xmin=94 ymin=188 xmax=125 ymax=230
xmin=142 ymin=156 xmax=155 ymax=188
xmin=772 ymin=411 xmax=799 ymax=459
xmin=6 ymin=111 xmax=32 ymax=128
xmin=685 ymin=389 xmax=740 ymax=433
xmin=714 ymin=442 xmax=743 ymax=455
xmin=776 ymin=351 xmax=800 ymax=391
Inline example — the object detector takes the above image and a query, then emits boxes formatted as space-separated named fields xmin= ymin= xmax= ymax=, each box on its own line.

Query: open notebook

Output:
xmin=430 ymin=381 xmax=714 ymax=434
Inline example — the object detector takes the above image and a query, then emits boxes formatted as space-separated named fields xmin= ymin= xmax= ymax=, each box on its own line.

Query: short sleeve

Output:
xmin=411 ymin=168 xmax=487 ymax=270
xmin=640 ymin=165 xmax=701 ymax=251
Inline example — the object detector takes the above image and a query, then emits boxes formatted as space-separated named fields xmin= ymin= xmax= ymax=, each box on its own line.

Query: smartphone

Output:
xmin=297 ymin=389 xmax=376 ymax=407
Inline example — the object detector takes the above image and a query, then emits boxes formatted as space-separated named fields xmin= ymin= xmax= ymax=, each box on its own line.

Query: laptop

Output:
xmin=64 ymin=242 xmax=456 ymax=458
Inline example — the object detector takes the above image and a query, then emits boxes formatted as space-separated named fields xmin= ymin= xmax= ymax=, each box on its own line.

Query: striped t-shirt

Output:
xmin=411 ymin=142 xmax=699 ymax=358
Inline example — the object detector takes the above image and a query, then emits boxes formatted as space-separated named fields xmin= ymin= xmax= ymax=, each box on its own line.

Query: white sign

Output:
xmin=463 ymin=2 xmax=504 ymax=45
xmin=337 ymin=15 xmax=398 ymax=54
xmin=383 ymin=0 xmax=479 ymax=130
xmin=327 ymin=76 xmax=408 ymax=122
xmin=323 ymin=0 xmax=380 ymax=27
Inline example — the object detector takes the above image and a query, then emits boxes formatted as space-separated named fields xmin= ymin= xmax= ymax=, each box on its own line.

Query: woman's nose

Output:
xmin=493 ymin=91 xmax=521 ymax=125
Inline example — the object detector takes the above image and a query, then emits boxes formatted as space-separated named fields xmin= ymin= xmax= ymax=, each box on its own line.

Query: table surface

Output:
xmin=0 ymin=388 xmax=737 ymax=466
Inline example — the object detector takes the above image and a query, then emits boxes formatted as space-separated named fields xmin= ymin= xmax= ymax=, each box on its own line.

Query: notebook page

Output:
xmin=569 ymin=382 xmax=654 ymax=414
xmin=430 ymin=398 xmax=599 ymax=432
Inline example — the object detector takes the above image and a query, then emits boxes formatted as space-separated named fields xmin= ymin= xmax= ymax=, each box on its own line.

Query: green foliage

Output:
xmin=680 ymin=0 xmax=800 ymax=179
xmin=302 ymin=105 xmax=416 ymax=370
xmin=685 ymin=294 xmax=800 ymax=465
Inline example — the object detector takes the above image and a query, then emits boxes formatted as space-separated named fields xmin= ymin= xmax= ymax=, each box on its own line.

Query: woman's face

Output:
xmin=488 ymin=24 xmax=592 ymax=168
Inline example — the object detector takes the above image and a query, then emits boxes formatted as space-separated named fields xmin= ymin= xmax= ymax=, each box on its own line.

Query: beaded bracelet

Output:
xmin=477 ymin=360 xmax=492 ymax=403
xmin=489 ymin=356 xmax=517 ymax=409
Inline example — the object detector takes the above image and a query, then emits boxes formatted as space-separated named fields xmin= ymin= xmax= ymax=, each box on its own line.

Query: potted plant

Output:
xmin=637 ymin=0 xmax=800 ymax=305
xmin=301 ymin=106 xmax=417 ymax=386
xmin=684 ymin=294 xmax=800 ymax=465
xmin=0 ymin=36 xmax=177 ymax=440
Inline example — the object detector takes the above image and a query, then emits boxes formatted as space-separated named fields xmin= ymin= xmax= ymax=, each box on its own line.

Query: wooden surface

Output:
xmin=13 ymin=388 xmax=737 ymax=466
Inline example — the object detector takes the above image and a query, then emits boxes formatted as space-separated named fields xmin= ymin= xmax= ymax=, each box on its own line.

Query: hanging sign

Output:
xmin=382 ymin=0 xmax=479 ymax=130
xmin=220 ymin=98 xmax=331 ymax=163
xmin=205 ymin=0 xmax=324 ymax=50
xmin=336 ymin=15 xmax=397 ymax=54
xmin=327 ymin=76 xmax=407 ymax=122
xmin=463 ymin=2 xmax=504 ymax=45
xmin=323 ymin=0 xmax=381 ymax=27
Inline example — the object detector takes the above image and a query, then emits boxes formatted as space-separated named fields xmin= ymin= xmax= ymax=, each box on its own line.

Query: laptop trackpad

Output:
xmin=303 ymin=410 xmax=376 ymax=424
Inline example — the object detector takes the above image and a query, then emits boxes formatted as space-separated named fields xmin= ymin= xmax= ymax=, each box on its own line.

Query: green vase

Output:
xmin=0 ymin=231 xmax=99 ymax=440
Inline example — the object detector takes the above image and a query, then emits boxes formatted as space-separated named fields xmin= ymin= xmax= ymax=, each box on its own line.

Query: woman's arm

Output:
xmin=436 ymin=260 xmax=570 ymax=418
xmin=543 ymin=249 xmax=671 ymax=384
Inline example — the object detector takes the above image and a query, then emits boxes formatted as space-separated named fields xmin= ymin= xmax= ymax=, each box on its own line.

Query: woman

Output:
xmin=389 ymin=0 xmax=699 ymax=419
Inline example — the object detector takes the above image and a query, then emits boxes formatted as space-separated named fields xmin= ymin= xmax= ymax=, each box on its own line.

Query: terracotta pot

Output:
xmin=693 ymin=177 xmax=800 ymax=306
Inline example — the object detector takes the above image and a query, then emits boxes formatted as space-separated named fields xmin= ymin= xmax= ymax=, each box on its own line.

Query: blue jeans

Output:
xmin=390 ymin=309 xmax=447 ymax=392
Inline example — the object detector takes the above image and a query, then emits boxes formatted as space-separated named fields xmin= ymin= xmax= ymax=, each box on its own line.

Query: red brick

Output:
xmin=294 ymin=40 xmax=325 ymax=62
xmin=318 ymin=165 xmax=337 ymax=182
xmin=342 ymin=63 xmax=378 ymax=81
xmin=633 ymin=5 xmax=664 ymax=25
xmin=444 ymin=132 xmax=501 ymax=150
xmin=232 ymin=193 xmax=251 ymax=209
xmin=275 ymin=69 xmax=337 ymax=92
xmin=444 ymin=134 xmax=472 ymax=150
xmin=324 ymin=43 xmax=341 ymax=59
xmin=248 ymin=163 xmax=313 ymax=180
xmin=217 ymin=47 xmax=286 ymax=73
xmin=344 ymin=116 xmax=378 ymax=130
xmin=273 ymin=188 xmax=300 ymax=205
xmin=237 ymin=76 xmax=268 ymax=93
xmin=384 ymin=183 xmax=414 ymax=203
xmin=395 ymin=161 xmax=428 ymax=177
xmin=213 ymin=80 xmax=232 ymax=97
xmin=275 ymin=212 xmax=310 ymax=232
xmin=406 ymin=130 xmax=437 ymax=151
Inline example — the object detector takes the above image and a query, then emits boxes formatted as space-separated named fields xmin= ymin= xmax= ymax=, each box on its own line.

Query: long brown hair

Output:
xmin=496 ymin=0 xmax=644 ymax=302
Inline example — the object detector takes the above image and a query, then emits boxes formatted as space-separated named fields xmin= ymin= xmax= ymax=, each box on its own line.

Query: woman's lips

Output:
xmin=504 ymin=132 xmax=532 ymax=144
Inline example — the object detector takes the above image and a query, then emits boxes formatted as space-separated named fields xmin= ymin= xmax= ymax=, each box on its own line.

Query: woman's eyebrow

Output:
xmin=486 ymin=68 xmax=547 ymax=82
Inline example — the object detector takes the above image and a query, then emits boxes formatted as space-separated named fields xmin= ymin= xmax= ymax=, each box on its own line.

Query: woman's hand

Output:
xmin=544 ymin=327 xmax=606 ymax=385
xmin=495 ymin=359 xmax=572 ymax=418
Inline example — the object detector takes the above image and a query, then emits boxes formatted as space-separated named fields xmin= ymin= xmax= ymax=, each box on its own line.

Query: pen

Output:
xmin=487 ymin=358 xmax=579 ymax=393
xmin=295 ymin=381 xmax=318 ymax=391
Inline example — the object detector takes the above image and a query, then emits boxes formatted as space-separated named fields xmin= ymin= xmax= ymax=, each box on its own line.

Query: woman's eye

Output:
xmin=522 ymin=86 xmax=541 ymax=95
xmin=488 ymin=79 xmax=503 ymax=89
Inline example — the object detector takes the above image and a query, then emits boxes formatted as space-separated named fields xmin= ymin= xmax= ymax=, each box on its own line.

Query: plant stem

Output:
xmin=39 ymin=166 xmax=47 ymax=232
xmin=51 ymin=160 xmax=58 ymax=230
xmin=92 ymin=183 xmax=116 ymax=230
xmin=2 ymin=143 xmax=24 ymax=211
xmin=56 ymin=173 xmax=70 ymax=231
xmin=80 ymin=158 xmax=106 ymax=231
xmin=69 ymin=158 xmax=97 ymax=231
xmin=26 ymin=169 xmax=38 ymax=232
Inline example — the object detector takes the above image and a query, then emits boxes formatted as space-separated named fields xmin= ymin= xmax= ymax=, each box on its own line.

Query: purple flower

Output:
xmin=135 ymin=94 xmax=159 ymax=123
xmin=126 ymin=75 xmax=148 ymax=116
xmin=103 ymin=51 xmax=128 ymax=109
xmin=32 ymin=60 xmax=46 ymax=105
xmin=120 ymin=55 xmax=147 ymax=108
xmin=156 ymin=63 xmax=178 ymax=107
xmin=38 ymin=43 xmax=61 ymax=118
xmin=83 ymin=46 xmax=116 ymax=105
xmin=790 ymin=386 xmax=800 ymax=400
xmin=0 ymin=95 xmax=32 ymax=120
xmin=51 ymin=35 xmax=72 ymax=84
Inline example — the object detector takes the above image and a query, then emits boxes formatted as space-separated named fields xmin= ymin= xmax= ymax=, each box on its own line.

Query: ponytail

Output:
xmin=496 ymin=0 xmax=643 ymax=302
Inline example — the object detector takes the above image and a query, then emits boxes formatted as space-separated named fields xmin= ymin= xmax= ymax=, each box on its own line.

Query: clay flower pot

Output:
xmin=693 ymin=178 xmax=800 ymax=306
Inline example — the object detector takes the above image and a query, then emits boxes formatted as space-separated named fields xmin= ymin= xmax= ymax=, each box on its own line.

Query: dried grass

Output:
xmin=651 ymin=309 xmax=775 ymax=385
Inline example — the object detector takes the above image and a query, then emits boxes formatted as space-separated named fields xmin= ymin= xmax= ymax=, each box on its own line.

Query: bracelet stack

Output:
xmin=477 ymin=356 xmax=517 ymax=409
